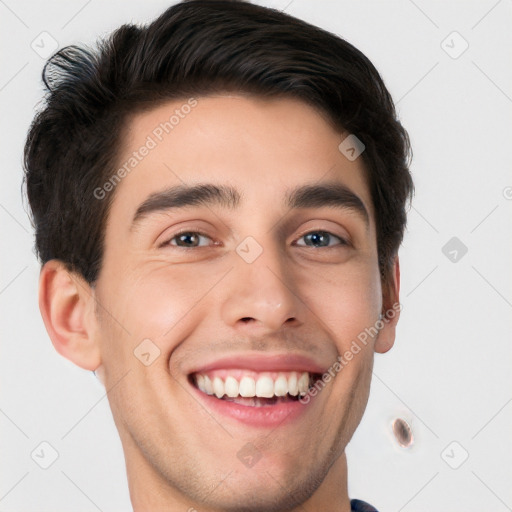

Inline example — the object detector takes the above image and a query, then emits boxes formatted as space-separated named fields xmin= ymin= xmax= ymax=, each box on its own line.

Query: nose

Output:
xmin=220 ymin=238 xmax=305 ymax=334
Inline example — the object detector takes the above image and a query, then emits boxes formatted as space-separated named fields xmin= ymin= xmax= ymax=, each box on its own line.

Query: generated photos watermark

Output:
xmin=299 ymin=302 xmax=402 ymax=404
xmin=93 ymin=97 xmax=198 ymax=200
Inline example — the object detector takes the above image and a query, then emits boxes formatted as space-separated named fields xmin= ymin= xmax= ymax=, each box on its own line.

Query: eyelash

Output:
xmin=162 ymin=229 xmax=349 ymax=249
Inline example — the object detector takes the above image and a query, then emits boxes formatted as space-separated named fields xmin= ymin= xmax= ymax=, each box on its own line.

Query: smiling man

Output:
xmin=24 ymin=1 xmax=413 ymax=511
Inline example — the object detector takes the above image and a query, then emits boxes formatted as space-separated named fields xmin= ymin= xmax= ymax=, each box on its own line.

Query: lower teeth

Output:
xmin=220 ymin=395 xmax=298 ymax=406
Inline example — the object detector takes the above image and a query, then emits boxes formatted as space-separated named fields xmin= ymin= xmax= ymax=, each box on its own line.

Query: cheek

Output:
xmin=297 ymin=259 xmax=382 ymax=340
xmin=102 ymin=262 xmax=222 ymax=345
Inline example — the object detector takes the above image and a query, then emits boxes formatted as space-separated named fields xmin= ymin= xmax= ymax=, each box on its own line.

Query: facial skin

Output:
xmin=39 ymin=95 xmax=400 ymax=512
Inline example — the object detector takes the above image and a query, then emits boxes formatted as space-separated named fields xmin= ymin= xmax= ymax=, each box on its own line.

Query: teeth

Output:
xmin=288 ymin=372 xmax=299 ymax=396
xmin=239 ymin=376 xmax=256 ymax=397
xmin=274 ymin=374 xmax=288 ymax=396
xmin=203 ymin=375 xmax=213 ymax=395
xmin=255 ymin=376 xmax=274 ymax=398
xmin=194 ymin=371 xmax=314 ymax=399
xmin=213 ymin=377 xmax=224 ymax=398
xmin=196 ymin=374 xmax=206 ymax=393
xmin=298 ymin=372 xmax=309 ymax=396
xmin=224 ymin=376 xmax=239 ymax=398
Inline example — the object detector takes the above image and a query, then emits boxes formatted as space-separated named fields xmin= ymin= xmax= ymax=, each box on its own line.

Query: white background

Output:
xmin=1 ymin=1 xmax=511 ymax=511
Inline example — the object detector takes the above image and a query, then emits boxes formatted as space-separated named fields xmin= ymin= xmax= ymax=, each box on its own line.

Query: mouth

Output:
xmin=186 ymin=354 xmax=329 ymax=427
xmin=189 ymin=370 xmax=323 ymax=407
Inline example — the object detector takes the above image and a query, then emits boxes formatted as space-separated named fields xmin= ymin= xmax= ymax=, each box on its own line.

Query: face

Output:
xmin=91 ymin=95 xmax=397 ymax=510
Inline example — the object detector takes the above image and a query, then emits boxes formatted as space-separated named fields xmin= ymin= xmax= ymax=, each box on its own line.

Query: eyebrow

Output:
xmin=131 ymin=181 xmax=370 ymax=229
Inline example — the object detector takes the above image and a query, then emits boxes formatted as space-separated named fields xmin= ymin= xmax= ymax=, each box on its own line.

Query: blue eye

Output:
xmin=295 ymin=231 xmax=347 ymax=248
xmin=163 ymin=230 xmax=348 ymax=249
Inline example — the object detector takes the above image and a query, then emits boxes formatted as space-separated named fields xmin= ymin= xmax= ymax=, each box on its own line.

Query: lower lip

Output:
xmin=190 ymin=384 xmax=315 ymax=428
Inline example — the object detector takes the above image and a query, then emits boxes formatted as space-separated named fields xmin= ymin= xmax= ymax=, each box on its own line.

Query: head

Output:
xmin=24 ymin=1 xmax=413 ymax=510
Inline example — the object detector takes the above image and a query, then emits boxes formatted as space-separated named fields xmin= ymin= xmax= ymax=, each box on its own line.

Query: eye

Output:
xmin=294 ymin=230 xmax=348 ymax=248
xmin=161 ymin=229 xmax=348 ymax=250
xmin=165 ymin=231 xmax=214 ymax=248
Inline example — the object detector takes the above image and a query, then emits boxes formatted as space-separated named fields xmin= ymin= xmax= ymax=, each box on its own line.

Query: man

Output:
xmin=24 ymin=1 xmax=413 ymax=510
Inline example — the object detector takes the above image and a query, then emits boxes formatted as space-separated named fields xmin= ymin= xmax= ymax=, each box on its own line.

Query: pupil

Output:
xmin=179 ymin=233 xmax=198 ymax=246
xmin=307 ymin=232 xmax=328 ymax=247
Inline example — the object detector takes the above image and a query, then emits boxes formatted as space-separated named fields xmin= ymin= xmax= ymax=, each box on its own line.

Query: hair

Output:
xmin=24 ymin=0 xmax=413 ymax=286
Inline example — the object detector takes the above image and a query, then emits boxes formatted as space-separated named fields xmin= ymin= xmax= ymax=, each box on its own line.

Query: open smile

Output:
xmin=186 ymin=355 xmax=327 ymax=427
xmin=190 ymin=369 xmax=321 ymax=405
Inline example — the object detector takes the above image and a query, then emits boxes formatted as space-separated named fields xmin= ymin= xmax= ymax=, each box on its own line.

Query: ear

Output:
xmin=374 ymin=256 xmax=401 ymax=354
xmin=38 ymin=260 xmax=101 ymax=371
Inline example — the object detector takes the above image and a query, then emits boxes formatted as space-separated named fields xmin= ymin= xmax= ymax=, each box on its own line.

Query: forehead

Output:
xmin=107 ymin=94 xmax=374 ymax=232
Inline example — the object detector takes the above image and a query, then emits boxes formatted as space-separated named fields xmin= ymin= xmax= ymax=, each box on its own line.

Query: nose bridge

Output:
xmin=221 ymin=232 xmax=303 ymax=331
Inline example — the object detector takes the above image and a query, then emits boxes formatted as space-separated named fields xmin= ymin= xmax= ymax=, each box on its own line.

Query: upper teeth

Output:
xmin=194 ymin=371 xmax=311 ymax=398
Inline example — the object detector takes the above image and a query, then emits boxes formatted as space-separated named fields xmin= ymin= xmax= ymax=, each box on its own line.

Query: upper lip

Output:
xmin=188 ymin=353 xmax=327 ymax=375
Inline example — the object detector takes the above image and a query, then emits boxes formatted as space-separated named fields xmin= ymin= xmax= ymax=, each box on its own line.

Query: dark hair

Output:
xmin=24 ymin=0 xmax=413 ymax=285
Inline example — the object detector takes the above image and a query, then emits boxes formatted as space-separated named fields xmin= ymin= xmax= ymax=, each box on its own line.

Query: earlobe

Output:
xmin=39 ymin=260 xmax=101 ymax=371
xmin=374 ymin=256 xmax=401 ymax=354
